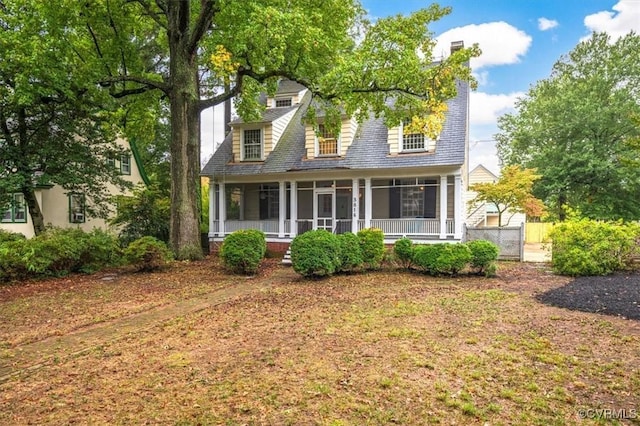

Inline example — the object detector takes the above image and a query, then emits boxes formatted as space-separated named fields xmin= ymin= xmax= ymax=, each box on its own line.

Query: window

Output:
xmin=317 ymin=124 xmax=339 ymax=156
xmin=120 ymin=155 xmax=131 ymax=175
xmin=2 ymin=193 xmax=27 ymax=223
xmin=242 ymin=129 xmax=263 ymax=161
xmin=401 ymin=186 xmax=424 ymax=218
xmin=401 ymin=119 xmax=425 ymax=152
xmin=69 ymin=194 xmax=86 ymax=223
xmin=275 ymin=97 xmax=292 ymax=107
xmin=259 ymin=184 xmax=279 ymax=220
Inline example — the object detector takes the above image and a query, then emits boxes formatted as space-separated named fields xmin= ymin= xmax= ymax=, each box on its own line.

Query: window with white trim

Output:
xmin=401 ymin=186 xmax=424 ymax=218
xmin=242 ymin=128 xmax=263 ymax=161
xmin=69 ymin=194 xmax=86 ymax=223
xmin=120 ymin=155 xmax=131 ymax=175
xmin=316 ymin=124 xmax=339 ymax=156
xmin=275 ymin=97 xmax=292 ymax=107
xmin=401 ymin=119 xmax=426 ymax=152
xmin=1 ymin=193 xmax=27 ymax=223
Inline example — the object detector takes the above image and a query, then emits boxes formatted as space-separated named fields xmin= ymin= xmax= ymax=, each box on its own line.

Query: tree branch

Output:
xmin=131 ymin=0 xmax=168 ymax=30
xmin=100 ymin=75 xmax=169 ymax=94
xmin=188 ymin=0 xmax=217 ymax=54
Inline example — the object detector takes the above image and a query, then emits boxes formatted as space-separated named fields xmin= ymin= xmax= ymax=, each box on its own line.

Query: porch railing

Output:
xmin=370 ymin=218 xmax=446 ymax=236
xmin=225 ymin=220 xmax=279 ymax=235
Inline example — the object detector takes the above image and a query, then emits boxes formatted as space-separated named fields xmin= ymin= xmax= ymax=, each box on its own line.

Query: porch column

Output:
xmin=218 ymin=181 xmax=226 ymax=237
xmin=278 ymin=181 xmax=286 ymax=238
xmin=454 ymin=174 xmax=463 ymax=239
xmin=439 ymin=175 xmax=448 ymax=239
xmin=290 ymin=181 xmax=297 ymax=237
xmin=364 ymin=178 xmax=372 ymax=229
xmin=351 ymin=178 xmax=359 ymax=233
xmin=208 ymin=181 xmax=215 ymax=239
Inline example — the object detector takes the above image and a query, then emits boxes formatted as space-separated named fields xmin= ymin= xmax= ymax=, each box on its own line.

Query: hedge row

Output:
xmin=0 ymin=228 xmax=173 ymax=282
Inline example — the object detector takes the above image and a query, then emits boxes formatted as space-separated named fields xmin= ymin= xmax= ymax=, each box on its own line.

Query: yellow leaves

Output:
xmin=210 ymin=45 xmax=239 ymax=80
xmin=402 ymin=101 xmax=448 ymax=140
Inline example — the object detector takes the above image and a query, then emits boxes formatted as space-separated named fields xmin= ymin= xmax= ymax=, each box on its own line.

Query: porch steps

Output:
xmin=282 ymin=247 xmax=292 ymax=266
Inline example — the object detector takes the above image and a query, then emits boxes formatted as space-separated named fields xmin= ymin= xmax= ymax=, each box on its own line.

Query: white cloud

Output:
xmin=434 ymin=22 xmax=532 ymax=69
xmin=470 ymin=91 xmax=524 ymax=126
xmin=583 ymin=0 xmax=640 ymax=41
xmin=538 ymin=17 xmax=559 ymax=31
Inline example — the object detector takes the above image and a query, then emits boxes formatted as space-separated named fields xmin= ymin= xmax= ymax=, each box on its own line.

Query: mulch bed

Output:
xmin=537 ymin=271 xmax=640 ymax=320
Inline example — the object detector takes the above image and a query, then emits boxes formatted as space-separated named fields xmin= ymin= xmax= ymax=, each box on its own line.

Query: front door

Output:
xmin=315 ymin=190 xmax=334 ymax=232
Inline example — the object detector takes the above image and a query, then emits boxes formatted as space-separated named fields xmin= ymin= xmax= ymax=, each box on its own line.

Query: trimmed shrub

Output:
xmin=394 ymin=237 xmax=415 ymax=269
xmin=466 ymin=240 xmax=499 ymax=276
xmin=413 ymin=243 xmax=472 ymax=276
xmin=550 ymin=219 xmax=640 ymax=276
xmin=291 ymin=230 xmax=340 ymax=278
xmin=124 ymin=236 xmax=173 ymax=272
xmin=337 ymin=232 xmax=364 ymax=273
xmin=219 ymin=229 xmax=266 ymax=275
xmin=357 ymin=228 xmax=384 ymax=270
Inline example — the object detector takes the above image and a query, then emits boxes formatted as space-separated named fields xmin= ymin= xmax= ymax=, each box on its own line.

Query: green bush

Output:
xmin=0 ymin=229 xmax=25 ymax=244
xmin=357 ymin=228 xmax=384 ymax=270
xmin=549 ymin=219 xmax=640 ymax=276
xmin=337 ymin=232 xmax=364 ymax=273
xmin=393 ymin=237 xmax=414 ymax=269
xmin=466 ymin=240 xmax=499 ymax=276
xmin=290 ymin=230 xmax=341 ymax=278
xmin=124 ymin=236 xmax=173 ymax=272
xmin=413 ymin=243 xmax=472 ymax=276
xmin=0 ymin=239 xmax=28 ymax=282
xmin=219 ymin=229 xmax=266 ymax=275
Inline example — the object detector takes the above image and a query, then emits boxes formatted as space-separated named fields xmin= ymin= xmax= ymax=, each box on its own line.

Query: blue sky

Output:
xmin=202 ymin=1 xmax=640 ymax=173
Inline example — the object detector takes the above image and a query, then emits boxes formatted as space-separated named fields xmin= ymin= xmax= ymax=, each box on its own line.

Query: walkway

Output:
xmin=0 ymin=267 xmax=298 ymax=384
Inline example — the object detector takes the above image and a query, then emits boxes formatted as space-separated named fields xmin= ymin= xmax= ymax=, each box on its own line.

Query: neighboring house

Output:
xmin=466 ymin=164 xmax=526 ymax=227
xmin=202 ymin=43 xmax=469 ymax=251
xmin=0 ymin=138 xmax=149 ymax=238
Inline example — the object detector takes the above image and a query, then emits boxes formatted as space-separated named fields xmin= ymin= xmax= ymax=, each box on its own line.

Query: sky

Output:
xmin=201 ymin=0 xmax=640 ymax=174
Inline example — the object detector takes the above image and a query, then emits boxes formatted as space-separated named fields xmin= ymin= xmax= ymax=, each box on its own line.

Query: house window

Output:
xmin=120 ymin=155 xmax=131 ymax=175
xmin=259 ymin=184 xmax=279 ymax=220
xmin=242 ymin=129 xmax=263 ymax=161
xmin=275 ymin=97 xmax=292 ymax=107
xmin=401 ymin=186 xmax=424 ymax=218
xmin=401 ymin=119 xmax=425 ymax=152
xmin=1 ymin=193 xmax=27 ymax=223
xmin=317 ymin=124 xmax=339 ymax=156
xmin=69 ymin=194 xmax=86 ymax=223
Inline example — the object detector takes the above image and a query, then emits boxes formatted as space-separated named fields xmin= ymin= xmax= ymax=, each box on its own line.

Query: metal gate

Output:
xmin=464 ymin=223 xmax=524 ymax=261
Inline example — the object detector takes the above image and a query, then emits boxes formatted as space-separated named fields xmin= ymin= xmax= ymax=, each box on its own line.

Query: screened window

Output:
xmin=401 ymin=186 xmax=424 ymax=218
xmin=69 ymin=194 xmax=86 ymax=223
xmin=402 ymin=119 xmax=425 ymax=152
xmin=317 ymin=124 xmax=338 ymax=156
xmin=1 ymin=193 xmax=27 ymax=223
xmin=259 ymin=184 xmax=279 ymax=220
xmin=275 ymin=98 xmax=292 ymax=107
xmin=242 ymin=129 xmax=263 ymax=161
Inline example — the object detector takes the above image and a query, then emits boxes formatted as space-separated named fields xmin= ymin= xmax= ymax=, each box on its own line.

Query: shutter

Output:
xmin=424 ymin=186 xmax=437 ymax=218
xmin=259 ymin=190 xmax=268 ymax=220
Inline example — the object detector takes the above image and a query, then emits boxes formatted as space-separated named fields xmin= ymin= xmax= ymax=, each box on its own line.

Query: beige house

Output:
xmin=0 ymin=139 xmax=149 ymax=238
xmin=202 ymin=44 xmax=471 ymax=250
xmin=466 ymin=164 xmax=526 ymax=227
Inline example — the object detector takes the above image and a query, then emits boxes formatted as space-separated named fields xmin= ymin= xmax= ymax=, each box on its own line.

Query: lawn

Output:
xmin=1 ymin=258 xmax=639 ymax=425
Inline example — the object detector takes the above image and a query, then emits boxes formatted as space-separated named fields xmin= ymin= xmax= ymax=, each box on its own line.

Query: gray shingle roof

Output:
xmin=201 ymin=80 xmax=469 ymax=178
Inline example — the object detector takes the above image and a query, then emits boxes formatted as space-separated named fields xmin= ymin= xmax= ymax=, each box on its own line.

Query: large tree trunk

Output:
xmin=22 ymin=186 xmax=46 ymax=236
xmin=167 ymin=2 xmax=203 ymax=260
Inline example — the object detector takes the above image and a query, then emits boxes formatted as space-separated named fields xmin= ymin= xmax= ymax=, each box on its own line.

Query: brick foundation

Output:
xmin=266 ymin=241 xmax=290 ymax=254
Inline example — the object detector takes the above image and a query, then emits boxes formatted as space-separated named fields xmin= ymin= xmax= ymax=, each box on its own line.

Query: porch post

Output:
xmin=290 ymin=181 xmax=297 ymax=237
xmin=364 ymin=178 xmax=372 ymax=229
xmin=454 ymin=174 xmax=463 ymax=239
xmin=208 ymin=181 xmax=215 ymax=239
xmin=439 ymin=175 xmax=448 ymax=239
xmin=278 ymin=181 xmax=286 ymax=238
xmin=218 ymin=181 xmax=226 ymax=237
xmin=352 ymin=178 xmax=359 ymax=233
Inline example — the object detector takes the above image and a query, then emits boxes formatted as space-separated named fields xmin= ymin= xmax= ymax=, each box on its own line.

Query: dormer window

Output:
xmin=242 ymin=128 xmax=263 ymax=161
xmin=274 ymin=97 xmax=292 ymax=107
xmin=402 ymin=119 xmax=426 ymax=152
xmin=316 ymin=124 xmax=339 ymax=156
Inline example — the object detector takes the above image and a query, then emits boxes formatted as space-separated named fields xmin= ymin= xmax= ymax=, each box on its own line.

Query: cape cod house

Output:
xmin=202 ymin=43 xmax=470 ymax=251
xmin=0 ymin=138 xmax=149 ymax=238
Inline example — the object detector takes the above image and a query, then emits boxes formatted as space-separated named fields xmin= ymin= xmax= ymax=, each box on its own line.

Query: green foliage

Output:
xmin=497 ymin=32 xmax=640 ymax=221
xmin=549 ymin=219 xmax=640 ymax=276
xmin=394 ymin=237 xmax=415 ymax=269
xmin=219 ymin=230 xmax=266 ymax=275
xmin=466 ymin=240 xmax=500 ymax=276
xmin=111 ymin=184 xmax=170 ymax=246
xmin=0 ymin=229 xmax=25 ymax=244
xmin=290 ymin=230 xmax=341 ymax=278
xmin=123 ymin=236 xmax=173 ymax=272
xmin=0 ymin=228 xmax=121 ymax=282
xmin=337 ymin=232 xmax=364 ymax=273
xmin=357 ymin=228 xmax=385 ymax=270
xmin=413 ymin=243 xmax=472 ymax=276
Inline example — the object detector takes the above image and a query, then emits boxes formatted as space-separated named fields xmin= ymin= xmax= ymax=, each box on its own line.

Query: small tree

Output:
xmin=469 ymin=166 xmax=545 ymax=227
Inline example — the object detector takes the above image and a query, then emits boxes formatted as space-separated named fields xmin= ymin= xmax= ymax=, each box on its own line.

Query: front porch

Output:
xmin=209 ymin=176 xmax=464 ymax=242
